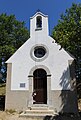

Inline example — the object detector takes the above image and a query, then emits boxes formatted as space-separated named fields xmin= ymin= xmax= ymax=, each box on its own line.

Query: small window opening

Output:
xmin=20 ymin=83 xmax=25 ymax=88
xmin=36 ymin=16 xmax=42 ymax=29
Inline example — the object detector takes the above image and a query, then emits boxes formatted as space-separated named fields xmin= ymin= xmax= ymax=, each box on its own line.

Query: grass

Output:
xmin=6 ymin=109 xmax=16 ymax=114
xmin=0 ymin=83 xmax=6 ymax=95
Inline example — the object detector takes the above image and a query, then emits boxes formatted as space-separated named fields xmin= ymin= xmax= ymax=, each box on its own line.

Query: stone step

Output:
xmin=28 ymin=106 xmax=49 ymax=110
xmin=20 ymin=109 xmax=55 ymax=117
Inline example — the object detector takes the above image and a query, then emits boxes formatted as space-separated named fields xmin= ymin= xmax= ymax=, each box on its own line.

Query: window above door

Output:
xmin=30 ymin=44 xmax=49 ymax=62
xmin=34 ymin=46 xmax=46 ymax=58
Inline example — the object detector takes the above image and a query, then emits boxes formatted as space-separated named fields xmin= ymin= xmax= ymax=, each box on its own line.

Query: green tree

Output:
xmin=0 ymin=13 xmax=29 ymax=82
xmin=52 ymin=3 xmax=81 ymax=99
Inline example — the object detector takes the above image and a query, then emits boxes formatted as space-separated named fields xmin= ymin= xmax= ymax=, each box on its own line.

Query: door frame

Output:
xmin=28 ymin=65 xmax=51 ymax=107
xmin=33 ymin=68 xmax=47 ymax=104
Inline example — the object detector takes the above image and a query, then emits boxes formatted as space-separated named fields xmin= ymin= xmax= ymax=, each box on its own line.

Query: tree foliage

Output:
xmin=52 ymin=3 xmax=81 ymax=98
xmin=0 ymin=13 xmax=29 ymax=82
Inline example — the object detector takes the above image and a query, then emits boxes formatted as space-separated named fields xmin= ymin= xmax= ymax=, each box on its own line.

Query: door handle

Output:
xmin=32 ymin=92 xmax=36 ymax=97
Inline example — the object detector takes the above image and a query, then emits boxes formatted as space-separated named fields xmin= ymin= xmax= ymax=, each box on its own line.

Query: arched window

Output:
xmin=36 ymin=16 xmax=42 ymax=29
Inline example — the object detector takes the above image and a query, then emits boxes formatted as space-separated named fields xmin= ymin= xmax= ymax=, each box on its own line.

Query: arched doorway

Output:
xmin=33 ymin=69 xmax=47 ymax=104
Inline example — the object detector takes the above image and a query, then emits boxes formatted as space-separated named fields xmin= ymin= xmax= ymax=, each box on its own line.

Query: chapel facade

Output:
xmin=5 ymin=11 xmax=78 ymax=114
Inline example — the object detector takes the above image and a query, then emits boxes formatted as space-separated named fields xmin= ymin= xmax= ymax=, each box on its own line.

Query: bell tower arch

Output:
xmin=30 ymin=11 xmax=49 ymax=37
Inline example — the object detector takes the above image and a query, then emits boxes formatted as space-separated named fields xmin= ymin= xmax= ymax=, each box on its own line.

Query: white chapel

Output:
xmin=5 ymin=11 xmax=78 ymax=115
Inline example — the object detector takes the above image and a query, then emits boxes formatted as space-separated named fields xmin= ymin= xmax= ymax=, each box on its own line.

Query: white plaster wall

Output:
xmin=6 ymin=35 xmax=73 ymax=90
xmin=30 ymin=13 xmax=49 ymax=37
xmin=6 ymin=12 xmax=74 ymax=91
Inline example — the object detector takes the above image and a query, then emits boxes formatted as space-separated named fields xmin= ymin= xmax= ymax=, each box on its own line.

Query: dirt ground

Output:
xmin=0 ymin=101 xmax=81 ymax=120
xmin=0 ymin=111 xmax=34 ymax=120
xmin=0 ymin=111 xmax=81 ymax=120
xmin=0 ymin=100 xmax=80 ymax=120
xmin=0 ymin=111 xmax=19 ymax=120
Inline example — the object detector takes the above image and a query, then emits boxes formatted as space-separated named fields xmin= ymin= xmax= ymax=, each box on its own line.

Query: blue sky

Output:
xmin=0 ymin=0 xmax=81 ymax=34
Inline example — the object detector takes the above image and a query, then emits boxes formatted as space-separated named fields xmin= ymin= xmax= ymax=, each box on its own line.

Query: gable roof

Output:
xmin=66 ymin=50 xmax=75 ymax=59
xmin=6 ymin=12 xmax=74 ymax=64
xmin=30 ymin=11 xmax=48 ymax=19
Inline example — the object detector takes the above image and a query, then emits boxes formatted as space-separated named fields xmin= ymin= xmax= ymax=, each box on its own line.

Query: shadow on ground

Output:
xmin=0 ymin=95 xmax=5 ymax=111
xmin=43 ymin=112 xmax=81 ymax=120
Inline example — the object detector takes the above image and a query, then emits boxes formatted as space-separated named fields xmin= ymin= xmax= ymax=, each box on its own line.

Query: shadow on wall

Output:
xmin=59 ymin=60 xmax=78 ymax=113
xmin=43 ymin=61 xmax=79 ymax=120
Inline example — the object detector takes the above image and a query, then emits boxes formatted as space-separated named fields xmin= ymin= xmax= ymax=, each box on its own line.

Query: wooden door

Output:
xmin=33 ymin=69 xmax=47 ymax=104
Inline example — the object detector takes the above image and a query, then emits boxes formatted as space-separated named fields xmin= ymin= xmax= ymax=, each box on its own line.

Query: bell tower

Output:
xmin=30 ymin=11 xmax=49 ymax=37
